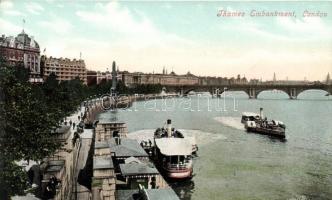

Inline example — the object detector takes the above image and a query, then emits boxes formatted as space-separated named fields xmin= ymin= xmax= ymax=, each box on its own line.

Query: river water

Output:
xmin=98 ymin=90 xmax=332 ymax=200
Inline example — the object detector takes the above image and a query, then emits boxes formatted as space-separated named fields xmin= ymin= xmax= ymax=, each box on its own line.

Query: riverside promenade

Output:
xmin=63 ymin=106 xmax=91 ymax=200
xmin=64 ymin=105 xmax=94 ymax=200
xmin=74 ymin=128 xmax=93 ymax=200
xmin=79 ymin=94 xmax=180 ymax=200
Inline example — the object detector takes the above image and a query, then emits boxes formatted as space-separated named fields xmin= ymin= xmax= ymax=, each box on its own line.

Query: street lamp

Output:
xmin=223 ymin=87 xmax=228 ymax=111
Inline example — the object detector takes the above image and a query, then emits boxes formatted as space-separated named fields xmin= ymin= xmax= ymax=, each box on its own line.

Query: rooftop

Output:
xmin=155 ymin=138 xmax=192 ymax=156
xmin=45 ymin=160 xmax=65 ymax=173
xmin=93 ymin=156 xmax=114 ymax=170
xmin=120 ymin=162 xmax=159 ymax=176
xmin=242 ymin=112 xmax=260 ymax=117
xmin=109 ymin=138 xmax=148 ymax=158
xmin=95 ymin=140 xmax=109 ymax=149
xmin=97 ymin=120 xmax=127 ymax=125
xmin=0 ymin=30 xmax=40 ymax=50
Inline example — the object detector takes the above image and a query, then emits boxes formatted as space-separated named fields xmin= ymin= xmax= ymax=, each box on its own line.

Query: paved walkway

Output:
xmin=74 ymin=136 xmax=92 ymax=200
xmin=65 ymin=107 xmax=93 ymax=200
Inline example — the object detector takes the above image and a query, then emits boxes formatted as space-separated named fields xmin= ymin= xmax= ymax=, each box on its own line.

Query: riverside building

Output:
xmin=0 ymin=30 xmax=43 ymax=83
xmin=121 ymin=71 xmax=199 ymax=87
xmin=42 ymin=56 xmax=87 ymax=84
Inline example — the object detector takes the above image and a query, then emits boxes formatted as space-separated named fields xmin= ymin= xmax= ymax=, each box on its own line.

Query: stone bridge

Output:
xmin=165 ymin=83 xmax=332 ymax=99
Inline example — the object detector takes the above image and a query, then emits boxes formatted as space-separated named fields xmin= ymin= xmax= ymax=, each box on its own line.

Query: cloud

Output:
xmin=26 ymin=2 xmax=44 ymax=15
xmin=276 ymin=17 xmax=332 ymax=39
xmin=0 ymin=18 xmax=22 ymax=35
xmin=76 ymin=2 xmax=157 ymax=36
xmin=39 ymin=18 xmax=73 ymax=35
xmin=3 ymin=10 xmax=26 ymax=17
xmin=0 ymin=1 xmax=26 ymax=17
xmin=0 ymin=1 xmax=13 ymax=9
xmin=75 ymin=1 xmax=193 ymax=49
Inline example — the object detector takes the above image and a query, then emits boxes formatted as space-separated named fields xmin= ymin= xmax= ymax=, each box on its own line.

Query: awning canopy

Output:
xmin=155 ymin=138 xmax=192 ymax=156
xmin=242 ymin=112 xmax=259 ymax=117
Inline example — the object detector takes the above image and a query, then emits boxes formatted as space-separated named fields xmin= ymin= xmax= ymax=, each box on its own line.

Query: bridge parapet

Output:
xmin=167 ymin=83 xmax=331 ymax=99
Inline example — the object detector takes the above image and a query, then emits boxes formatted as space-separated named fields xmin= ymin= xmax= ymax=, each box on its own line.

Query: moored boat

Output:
xmin=153 ymin=119 xmax=195 ymax=179
xmin=154 ymin=119 xmax=198 ymax=154
xmin=154 ymin=138 xmax=193 ymax=179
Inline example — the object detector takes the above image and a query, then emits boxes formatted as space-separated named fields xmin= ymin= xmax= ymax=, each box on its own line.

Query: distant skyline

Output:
xmin=0 ymin=0 xmax=331 ymax=81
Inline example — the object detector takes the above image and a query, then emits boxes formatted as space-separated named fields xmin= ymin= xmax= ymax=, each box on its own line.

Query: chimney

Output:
xmin=167 ymin=119 xmax=172 ymax=137
xmin=260 ymin=108 xmax=264 ymax=119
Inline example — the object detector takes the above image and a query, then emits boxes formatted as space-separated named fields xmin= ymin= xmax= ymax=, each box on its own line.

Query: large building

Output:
xmin=87 ymin=62 xmax=122 ymax=86
xmin=0 ymin=30 xmax=43 ymax=83
xmin=122 ymin=71 xmax=199 ymax=87
xmin=42 ymin=56 xmax=87 ymax=84
xmin=87 ymin=70 xmax=113 ymax=86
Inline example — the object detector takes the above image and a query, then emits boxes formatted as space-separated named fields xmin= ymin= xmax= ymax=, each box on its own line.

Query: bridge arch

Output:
xmin=183 ymin=88 xmax=213 ymax=95
xmin=297 ymin=89 xmax=331 ymax=99
xmin=183 ymin=88 xmax=196 ymax=95
xmin=165 ymin=84 xmax=332 ymax=100
xmin=256 ymin=89 xmax=291 ymax=99
xmin=219 ymin=90 xmax=249 ymax=99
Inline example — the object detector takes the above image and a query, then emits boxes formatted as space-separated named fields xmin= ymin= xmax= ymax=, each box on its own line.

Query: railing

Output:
xmin=166 ymin=162 xmax=190 ymax=170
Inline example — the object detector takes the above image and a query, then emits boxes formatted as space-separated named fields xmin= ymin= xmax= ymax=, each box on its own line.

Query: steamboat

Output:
xmin=243 ymin=108 xmax=286 ymax=139
xmin=153 ymin=119 xmax=194 ymax=179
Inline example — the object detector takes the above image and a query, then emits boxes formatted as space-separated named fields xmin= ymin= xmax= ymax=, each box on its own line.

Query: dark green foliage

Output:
xmin=0 ymin=54 xmax=161 ymax=198
xmin=0 ymin=159 xmax=29 ymax=199
xmin=0 ymin=59 xmax=88 ymax=198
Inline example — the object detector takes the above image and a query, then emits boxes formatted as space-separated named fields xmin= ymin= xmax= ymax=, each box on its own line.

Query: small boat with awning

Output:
xmin=154 ymin=119 xmax=198 ymax=154
xmin=154 ymin=137 xmax=193 ymax=179
xmin=153 ymin=119 xmax=194 ymax=179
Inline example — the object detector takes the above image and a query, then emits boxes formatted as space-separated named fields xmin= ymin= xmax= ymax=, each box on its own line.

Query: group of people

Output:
xmin=140 ymin=139 xmax=153 ymax=148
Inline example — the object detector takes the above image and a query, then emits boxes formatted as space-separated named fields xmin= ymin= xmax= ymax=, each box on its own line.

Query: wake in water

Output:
xmin=128 ymin=129 xmax=226 ymax=146
xmin=214 ymin=116 xmax=245 ymax=130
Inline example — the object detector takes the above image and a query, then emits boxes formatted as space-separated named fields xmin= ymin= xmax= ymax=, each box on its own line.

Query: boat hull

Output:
xmin=164 ymin=167 xmax=193 ymax=180
xmin=246 ymin=127 xmax=285 ymax=138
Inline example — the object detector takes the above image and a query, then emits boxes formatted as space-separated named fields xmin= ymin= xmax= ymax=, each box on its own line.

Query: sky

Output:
xmin=0 ymin=0 xmax=332 ymax=81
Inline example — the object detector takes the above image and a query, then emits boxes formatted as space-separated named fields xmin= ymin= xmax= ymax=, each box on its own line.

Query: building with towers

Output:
xmin=0 ymin=30 xmax=42 ymax=83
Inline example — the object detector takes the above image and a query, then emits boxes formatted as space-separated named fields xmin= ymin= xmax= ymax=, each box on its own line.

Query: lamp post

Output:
xmin=223 ymin=87 xmax=228 ymax=111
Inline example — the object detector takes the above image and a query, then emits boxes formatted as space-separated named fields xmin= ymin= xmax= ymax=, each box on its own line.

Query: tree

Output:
xmin=0 ymin=61 xmax=62 ymax=199
xmin=0 ymin=158 xmax=29 ymax=198
xmin=1 ymin=68 xmax=62 ymax=162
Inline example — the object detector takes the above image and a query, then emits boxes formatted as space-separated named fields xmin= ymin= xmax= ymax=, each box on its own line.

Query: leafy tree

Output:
xmin=0 ymin=158 xmax=29 ymax=199
xmin=0 ymin=61 xmax=61 ymax=199
xmin=1 ymin=67 xmax=62 ymax=162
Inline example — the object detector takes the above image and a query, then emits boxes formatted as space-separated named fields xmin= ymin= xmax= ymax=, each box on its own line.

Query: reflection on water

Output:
xmin=99 ymin=90 xmax=332 ymax=200
xmin=169 ymin=179 xmax=195 ymax=200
